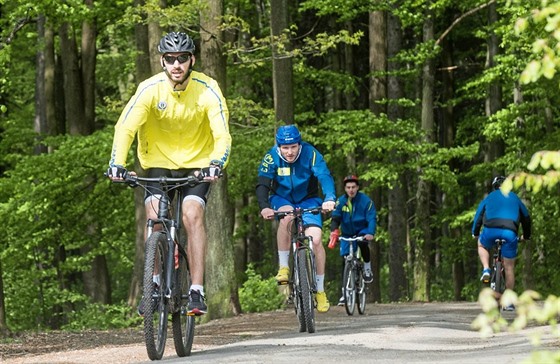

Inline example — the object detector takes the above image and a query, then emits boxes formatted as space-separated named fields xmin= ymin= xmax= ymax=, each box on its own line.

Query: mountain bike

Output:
xmin=274 ymin=206 xmax=323 ymax=334
xmin=114 ymin=173 xmax=206 ymax=360
xmin=339 ymin=236 xmax=367 ymax=316
xmin=489 ymin=238 xmax=506 ymax=295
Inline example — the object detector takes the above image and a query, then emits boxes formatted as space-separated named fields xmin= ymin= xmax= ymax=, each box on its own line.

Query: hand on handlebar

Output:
xmin=201 ymin=161 xmax=222 ymax=181
xmin=106 ymin=165 xmax=128 ymax=181
xmin=260 ymin=207 xmax=275 ymax=220
xmin=322 ymin=200 xmax=335 ymax=212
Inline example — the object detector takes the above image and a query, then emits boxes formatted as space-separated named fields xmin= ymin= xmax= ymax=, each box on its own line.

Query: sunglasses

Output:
xmin=163 ymin=54 xmax=192 ymax=65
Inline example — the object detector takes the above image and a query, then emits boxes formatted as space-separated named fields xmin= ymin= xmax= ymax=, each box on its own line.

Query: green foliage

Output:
xmin=62 ymin=303 xmax=141 ymax=330
xmin=238 ymin=264 xmax=285 ymax=313
xmin=473 ymin=288 xmax=560 ymax=362
xmin=0 ymin=128 xmax=135 ymax=330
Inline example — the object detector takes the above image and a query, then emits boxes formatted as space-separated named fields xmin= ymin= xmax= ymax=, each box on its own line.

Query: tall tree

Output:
xmin=270 ymin=0 xmax=294 ymax=123
xmin=368 ymin=8 xmax=387 ymax=302
xmin=200 ymin=0 xmax=240 ymax=318
xmin=413 ymin=4 xmax=435 ymax=302
xmin=386 ymin=9 xmax=408 ymax=302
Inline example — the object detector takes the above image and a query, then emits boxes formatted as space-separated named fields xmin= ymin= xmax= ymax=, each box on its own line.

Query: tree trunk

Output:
xmin=413 ymin=7 xmax=435 ymax=302
xmin=200 ymin=0 xmax=240 ymax=318
xmin=81 ymin=0 xmax=96 ymax=133
xmin=368 ymin=9 xmax=387 ymax=302
xmin=387 ymin=10 xmax=408 ymax=302
xmin=270 ymin=0 xmax=294 ymax=123
xmin=484 ymin=1 xmax=503 ymax=167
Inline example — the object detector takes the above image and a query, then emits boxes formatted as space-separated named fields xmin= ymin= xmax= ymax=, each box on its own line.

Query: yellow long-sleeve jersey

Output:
xmin=109 ymin=71 xmax=231 ymax=170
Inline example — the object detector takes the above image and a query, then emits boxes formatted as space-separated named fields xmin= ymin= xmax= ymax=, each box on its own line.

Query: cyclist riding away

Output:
xmin=256 ymin=125 xmax=336 ymax=313
xmin=328 ymin=175 xmax=377 ymax=306
xmin=472 ymin=175 xmax=531 ymax=311
xmin=106 ymin=31 xmax=231 ymax=316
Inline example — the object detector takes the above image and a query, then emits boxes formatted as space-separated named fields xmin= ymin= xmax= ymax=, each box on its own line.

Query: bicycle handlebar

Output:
xmin=339 ymin=236 xmax=367 ymax=242
xmin=272 ymin=206 xmax=324 ymax=218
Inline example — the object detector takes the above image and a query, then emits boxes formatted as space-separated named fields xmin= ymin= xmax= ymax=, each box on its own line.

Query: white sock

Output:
xmin=316 ymin=274 xmax=324 ymax=292
xmin=153 ymin=274 xmax=161 ymax=286
xmin=278 ymin=251 xmax=290 ymax=268
xmin=364 ymin=262 xmax=372 ymax=271
xmin=190 ymin=284 xmax=204 ymax=296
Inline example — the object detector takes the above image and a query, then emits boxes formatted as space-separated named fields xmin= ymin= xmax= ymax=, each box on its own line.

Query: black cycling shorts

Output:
xmin=144 ymin=168 xmax=210 ymax=205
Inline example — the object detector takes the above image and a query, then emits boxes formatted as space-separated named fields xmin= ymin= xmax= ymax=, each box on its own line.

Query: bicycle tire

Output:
xmin=493 ymin=260 xmax=505 ymax=294
xmin=297 ymin=248 xmax=315 ymax=333
xmin=293 ymin=262 xmax=306 ymax=333
xmin=357 ymin=266 xmax=366 ymax=315
xmin=172 ymin=245 xmax=195 ymax=357
xmin=143 ymin=232 xmax=169 ymax=360
xmin=343 ymin=261 xmax=356 ymax=316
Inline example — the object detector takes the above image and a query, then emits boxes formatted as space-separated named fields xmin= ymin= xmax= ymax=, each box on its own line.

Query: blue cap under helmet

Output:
xmin=275 ymin=125 xmax=301 ymax=145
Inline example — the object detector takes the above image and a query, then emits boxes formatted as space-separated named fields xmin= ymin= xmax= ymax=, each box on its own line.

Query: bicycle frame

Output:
xmin=274 ymin=206 xmax=322 ymax=333
xmin=490 ymin=238 xmax=506 ymax=295
xmin=116 ymin=174 xmax=205 ymax=360
xmin=339 ymin=236 xmax=366 ymax=315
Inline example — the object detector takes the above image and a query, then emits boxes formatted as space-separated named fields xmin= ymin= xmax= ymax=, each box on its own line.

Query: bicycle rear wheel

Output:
xmin=143 ymin=232 xmax=169 ymax=360
xmin=343 ymin=261 xmax=356 ymax=316
xmin=297 ymin=248 xmax=315 ymax=333
xmin=491 ymin=261 xmax=505 ymax=294
xmin=172 ymin=245 xmax=195 ymax=357
xmin=357 ymin=268 xmax=366 ymax=315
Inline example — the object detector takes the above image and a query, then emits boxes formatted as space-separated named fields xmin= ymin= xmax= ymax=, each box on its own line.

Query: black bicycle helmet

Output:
xmin=158 ymin=32 xmax=195 ymax=54
xmin=492 ymin=176 xmax=506 ymax=190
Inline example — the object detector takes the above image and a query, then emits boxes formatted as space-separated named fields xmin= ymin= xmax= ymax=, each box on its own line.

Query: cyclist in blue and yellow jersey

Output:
xmin=328 ymin=175 xmax=377 ymax=306
xmin=106 ymin=31 xmax=231 ymax=316
xmin=257 ymin=125 xmax=336 ymax=313
xmin=472 ymin=176 xmax=531 ymax=311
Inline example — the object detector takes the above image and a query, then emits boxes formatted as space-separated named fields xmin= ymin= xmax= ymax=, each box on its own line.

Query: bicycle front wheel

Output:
xmin=172 ymin=245 xmax=195 ymax=357
xmin=297 ymin=248 xmax=315 ymax=333
xmin=343 ymin=261 xmax=356 ymax=316
xmin=357 ymin=268 xmax=366 ymax=315
xmin=143 ymin=232 xmax=169 ymax=361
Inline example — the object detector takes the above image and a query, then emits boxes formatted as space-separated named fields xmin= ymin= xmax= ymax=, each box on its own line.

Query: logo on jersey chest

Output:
xmin=278 ymin=167 xmax=291 ymax=176
xmin=157 ymin=100 xmax=167 ymax=111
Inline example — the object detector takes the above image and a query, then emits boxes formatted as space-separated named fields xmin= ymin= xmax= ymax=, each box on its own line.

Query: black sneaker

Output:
xmin=363 ymin=269 xmax=374 ymax=284
xmin=187 ymin=289 xmax=207 ymax=316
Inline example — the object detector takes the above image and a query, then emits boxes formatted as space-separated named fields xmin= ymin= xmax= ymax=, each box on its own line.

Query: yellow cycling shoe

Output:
xmin=315 ymin=291 xmax=330 ymax=313
xmin=275 ymin=266 xmax=290 ymax=283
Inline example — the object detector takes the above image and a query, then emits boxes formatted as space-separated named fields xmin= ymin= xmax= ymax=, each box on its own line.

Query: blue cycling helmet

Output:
xmin=275 ymin=125 xmax=301 ymax=145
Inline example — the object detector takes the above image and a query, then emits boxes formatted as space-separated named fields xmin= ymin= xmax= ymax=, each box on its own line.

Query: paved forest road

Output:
xmin=8 ymin=302 xmax=557 ymax=364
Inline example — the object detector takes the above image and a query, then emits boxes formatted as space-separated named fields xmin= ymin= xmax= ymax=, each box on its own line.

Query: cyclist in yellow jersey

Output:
xmin=107 ymin=32 xmax=231 ymax=316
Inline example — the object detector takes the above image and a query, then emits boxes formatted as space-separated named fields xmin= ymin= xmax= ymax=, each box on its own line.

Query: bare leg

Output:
xmin=306 ymin=226 xmax=325 ymax=275
xmin=276 ymin=206 xmax=294 ymax=252
xmin=182 ymin=199 xmax=206 ymax=286
xmin=477 ymin=242 xmax=490 ymax=270
xmin=503 ymin=258 xmax=515 ymax=291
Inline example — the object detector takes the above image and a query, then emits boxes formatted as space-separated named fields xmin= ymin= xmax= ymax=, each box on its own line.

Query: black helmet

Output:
xmin=492 ymin=176 xmax=506 ymax=190
xmin=158 ymin=32 xmax=195 ymax=54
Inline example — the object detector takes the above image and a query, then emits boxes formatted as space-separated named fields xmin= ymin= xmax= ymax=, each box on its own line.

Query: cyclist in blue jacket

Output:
xmin=472 ymin=176 xmax=531 ymax=310
xmin=257 ymin=125 xmax=336 ymax=313
xmin=328 ymin=175 xmax=377 ymax=305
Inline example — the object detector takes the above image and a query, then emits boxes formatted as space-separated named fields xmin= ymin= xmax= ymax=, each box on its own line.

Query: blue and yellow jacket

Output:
xmin=256 ymin=142 xmax=336 ymax=209
xmin=331 ymin=192 xmax=377 ymax=236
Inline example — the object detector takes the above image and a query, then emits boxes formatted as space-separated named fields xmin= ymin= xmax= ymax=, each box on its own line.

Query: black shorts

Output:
xmin=144 ymin=168 xmax=211 ymax=205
